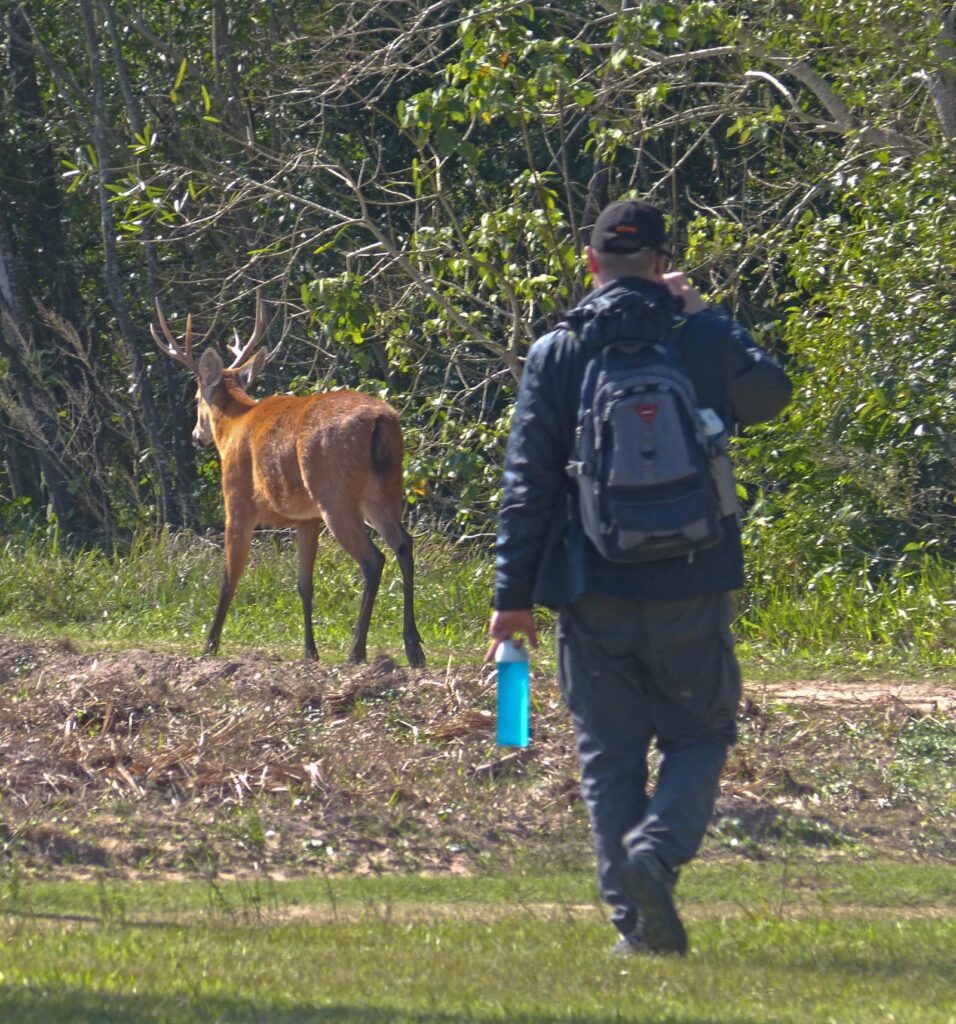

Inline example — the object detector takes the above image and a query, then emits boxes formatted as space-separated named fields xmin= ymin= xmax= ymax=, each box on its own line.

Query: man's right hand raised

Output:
xmin=663 ymin=270 xmax=708 ymax=315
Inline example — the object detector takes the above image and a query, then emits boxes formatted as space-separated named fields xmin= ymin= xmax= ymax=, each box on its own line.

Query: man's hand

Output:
xmin=663 ymin=271 xmax=708 ymax=315
xmin=484 ymin=609 xmax=538 ymax=663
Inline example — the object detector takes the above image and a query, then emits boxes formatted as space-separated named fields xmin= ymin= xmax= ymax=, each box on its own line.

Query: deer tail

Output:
xmin=370 ymin=413 xmax=401 ymax=479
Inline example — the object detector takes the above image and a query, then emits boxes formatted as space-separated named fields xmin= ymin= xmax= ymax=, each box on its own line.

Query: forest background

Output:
xmin=0 ymin=0 xmax=954 ymax=667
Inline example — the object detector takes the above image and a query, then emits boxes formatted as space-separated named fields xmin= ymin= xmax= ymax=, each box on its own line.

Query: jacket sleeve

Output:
xmin=493 ymin=335 xmax=575 ymax=611
xmin=721 ymin=314 xmax=793 ymax=425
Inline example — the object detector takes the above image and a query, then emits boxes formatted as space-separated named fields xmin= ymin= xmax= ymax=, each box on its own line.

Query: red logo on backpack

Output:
xmin=635 ymin=402 xmax=658 ymax=424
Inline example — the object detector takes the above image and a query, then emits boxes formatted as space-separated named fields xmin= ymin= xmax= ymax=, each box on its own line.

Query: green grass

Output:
xmin=1 ymin=535 xmax=953 ymax=1021
xmin=3 ymin=861 xmax=954 ymax=919
xmin=0 ymin=529 xmax=955 ymax=675
xmin=0 ymin=529 xmax=498 ymax=665
xmin=0 ymin=862 xmax=953 ymax=1023
xmin=737 ymin=556 xmax=956 ymax=677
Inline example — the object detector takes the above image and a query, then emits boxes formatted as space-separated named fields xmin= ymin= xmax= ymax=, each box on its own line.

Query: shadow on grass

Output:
xmin=741 ymin=945 xmax=956 ymax=984
xmin=0 ymin=909 xmax=182 ymax=928
xmin=0 ymin=987 xmax=775 ymax=1024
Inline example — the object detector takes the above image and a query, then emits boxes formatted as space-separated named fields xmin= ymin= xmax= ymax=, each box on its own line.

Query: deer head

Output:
xmin=151 ymin=290 xmax=270 ymax=447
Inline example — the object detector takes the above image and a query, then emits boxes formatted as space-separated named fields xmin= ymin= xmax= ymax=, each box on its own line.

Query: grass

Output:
xmin=0 ymin=533 xmax=954 ymax=1021
xmin=0 ymin=529 xmax=955 ymax=676
xmin=2 ymin=860 xmax=954 ymax=919
xmin=737 ymin=555 xmax=956 ymax=677
xmin=0 ymin=862 xmax=953 ymax=1024
xmin=0 ymin=528 xmax=498 ymax=666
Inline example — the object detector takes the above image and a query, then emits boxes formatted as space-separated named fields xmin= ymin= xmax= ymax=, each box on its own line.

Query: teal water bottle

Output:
xmin=495 ymin=639 xmax=530 ymax=747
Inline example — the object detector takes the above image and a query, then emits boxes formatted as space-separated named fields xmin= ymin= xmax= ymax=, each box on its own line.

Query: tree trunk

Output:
xmin=0 ymin=410 xmax=42 ymax=508
xmin=212 ymin=1 xmax=255 ymax=144
xmin=928 ymin=9 xmax=956 ymax=150
xmin=7 ymin=4 xmax=84 ymax=322
xmin=6 ymin=1 xmax=97 ymax=409
xmin=77 ymin=0 xmax=178 ymax=528
xmin=0 ymin=216 xmax=78 ymax=532
xmin=102 ymin=0 xmax=198 ymax=529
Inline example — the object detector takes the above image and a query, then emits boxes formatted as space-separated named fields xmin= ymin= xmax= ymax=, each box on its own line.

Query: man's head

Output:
xmin=586 ymin=199 xmax=673 ymax=285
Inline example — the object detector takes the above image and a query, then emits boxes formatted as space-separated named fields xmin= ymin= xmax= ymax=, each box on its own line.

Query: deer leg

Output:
xmin=393 ymin=525 xmax=426 ymax=668
xmin=206 ymin=517 xmax=254 ymax=654
xmin=369 ymin=515 xmax=426 ymax=669
xmin=322 ymin=509 xmax=384 ymax=665
xmin=296 ymin=520 xmax=321 ymax=661
xmin=351 ymin=545 xmax=385 ymax=664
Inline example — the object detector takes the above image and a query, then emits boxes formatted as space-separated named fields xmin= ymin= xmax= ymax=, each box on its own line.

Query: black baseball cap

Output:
xmin=590 ymin=199 xmax=670 ymax=255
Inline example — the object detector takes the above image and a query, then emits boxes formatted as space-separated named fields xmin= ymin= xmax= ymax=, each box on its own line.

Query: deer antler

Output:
xmin=150 ymin=299 xmax=199 ymax=374
xmin=226 ymin=288 xmax=270 ymax=369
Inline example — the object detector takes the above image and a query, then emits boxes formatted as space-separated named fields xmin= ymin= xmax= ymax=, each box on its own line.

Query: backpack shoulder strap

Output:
xmin=565 ymin=346 xmax=608 ymax=480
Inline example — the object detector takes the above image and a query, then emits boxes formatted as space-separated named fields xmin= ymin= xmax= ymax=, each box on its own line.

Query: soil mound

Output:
xmin=0 ymin=636 xmax=952 ymax=876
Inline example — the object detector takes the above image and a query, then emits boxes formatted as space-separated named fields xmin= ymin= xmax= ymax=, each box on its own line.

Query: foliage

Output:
xmin=0 ymin=0 xmax=952 ymax=592
xmin=738 ymin=151 xmax=956 ymax=575
xmin=1 ymin=531 xmax=955 ymax=674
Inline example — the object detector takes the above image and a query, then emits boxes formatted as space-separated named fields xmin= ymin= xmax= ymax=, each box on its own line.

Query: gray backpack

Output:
xmin=563 ymin=291 xmax=738 ymax=563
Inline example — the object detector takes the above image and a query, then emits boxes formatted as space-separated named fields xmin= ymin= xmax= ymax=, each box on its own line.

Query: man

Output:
xmin=487 ymin=199 xmax=792 ymax=956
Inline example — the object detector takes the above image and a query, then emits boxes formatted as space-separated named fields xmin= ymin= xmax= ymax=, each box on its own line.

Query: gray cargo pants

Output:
xmin=556 ymin=590 xmax=741 ymax=938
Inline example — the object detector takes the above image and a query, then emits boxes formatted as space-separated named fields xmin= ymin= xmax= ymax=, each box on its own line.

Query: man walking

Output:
xmin=487 ymin=199 xmax=792 ymax=955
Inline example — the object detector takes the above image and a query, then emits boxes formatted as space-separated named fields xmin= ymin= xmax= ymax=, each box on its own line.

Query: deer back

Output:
xmin=218 ymin=387 xmax=404 ymax=526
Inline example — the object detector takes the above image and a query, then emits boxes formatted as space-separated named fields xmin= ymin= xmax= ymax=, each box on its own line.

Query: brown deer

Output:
xmin=151 ymin=292 xmax=425 ymax=668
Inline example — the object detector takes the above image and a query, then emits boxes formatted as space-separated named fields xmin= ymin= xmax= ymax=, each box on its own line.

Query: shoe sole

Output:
xmin=620 ymin=857 xmax=688 ymax=955
xmin=611 ymin=936 xmax=650 ymax=957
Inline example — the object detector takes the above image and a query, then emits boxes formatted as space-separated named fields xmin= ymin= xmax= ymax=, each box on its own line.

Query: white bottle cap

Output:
xmin=495 ymin=638 xmax=530 ymax=663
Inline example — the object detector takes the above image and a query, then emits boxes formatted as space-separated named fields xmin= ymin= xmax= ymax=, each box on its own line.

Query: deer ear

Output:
xmin=198 ymin=347 xmax=224 ymax=388
xmin=238 ymin=348 xmax=267 ymax=389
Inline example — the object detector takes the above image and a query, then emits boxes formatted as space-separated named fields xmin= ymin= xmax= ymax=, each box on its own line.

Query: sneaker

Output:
xmin=618 ymin=852 xmax=688 ymax=956
xmin=611 ymin=932 xmax=650 ymax=957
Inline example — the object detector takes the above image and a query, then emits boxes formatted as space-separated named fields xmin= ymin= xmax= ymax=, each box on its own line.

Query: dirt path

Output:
xmin=756 ymin=679 xmax=956 ymax=713
xmin=2 ymin=899 xmax=953 ymax=931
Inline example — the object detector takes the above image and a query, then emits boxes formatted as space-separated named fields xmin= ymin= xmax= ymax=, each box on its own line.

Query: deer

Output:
xmin=151 ymin=291 xmax=426 ymax=669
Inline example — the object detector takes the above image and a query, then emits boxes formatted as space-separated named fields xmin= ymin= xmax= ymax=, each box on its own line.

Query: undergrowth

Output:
xmin=738 ymin=555 xmax=956 ymax=677
xmin=0 ymin=529 xmax=955 ymax=675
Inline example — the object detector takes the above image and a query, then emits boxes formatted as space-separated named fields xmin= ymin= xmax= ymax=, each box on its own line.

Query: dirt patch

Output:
xmin=0 ymin=635 xmax=953 ymax=878
xmin=755 ymin=680 xmax=955 ymax=714
xmin=4 ymin=900 xmax=951 ymax=932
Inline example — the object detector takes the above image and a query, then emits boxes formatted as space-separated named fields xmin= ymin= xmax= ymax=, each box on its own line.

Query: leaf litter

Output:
xmin=0 ymin=635 xmax=953 ymax=878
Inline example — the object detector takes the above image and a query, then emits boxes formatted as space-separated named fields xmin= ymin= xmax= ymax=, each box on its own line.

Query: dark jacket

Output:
xmin=493 ymin=277 xmax=793 ymax=610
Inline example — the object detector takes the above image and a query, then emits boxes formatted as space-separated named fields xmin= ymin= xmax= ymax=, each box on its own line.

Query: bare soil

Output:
xmin=753 ymin=679 xmax=955 ymax=714
xmin=1 ymin=636 xmax=953 ymax=878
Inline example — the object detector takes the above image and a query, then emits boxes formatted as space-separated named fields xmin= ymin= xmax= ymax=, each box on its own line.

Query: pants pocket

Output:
xmin=648 ymin=594 xmax=741 ymax=745
xmin=554 ymin=611 xmax=579 ymax=713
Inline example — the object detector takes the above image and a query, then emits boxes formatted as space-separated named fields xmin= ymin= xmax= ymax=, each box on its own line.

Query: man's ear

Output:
xmin=198 ymin=347 xmax=224 ymax=389
xmin=585 ymin=245 xmax=603 ymax=286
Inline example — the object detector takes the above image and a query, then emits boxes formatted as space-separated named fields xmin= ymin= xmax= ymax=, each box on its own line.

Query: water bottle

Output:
xmin=698 ymin=407 xmax=727 ymax=446
xmin=495 ymin=639 xmax=530 ymax=747
xmin=699 ymin=407 xmax=740 ymax=518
